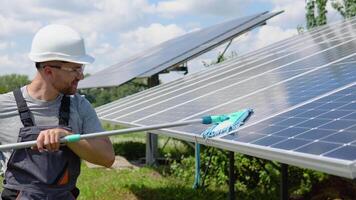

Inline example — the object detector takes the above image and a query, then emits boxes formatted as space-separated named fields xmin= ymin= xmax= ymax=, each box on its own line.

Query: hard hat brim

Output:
xmin=29 ymin=53 xmax=95 ymax=64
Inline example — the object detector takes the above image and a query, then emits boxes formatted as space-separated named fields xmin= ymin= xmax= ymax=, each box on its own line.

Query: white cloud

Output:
xmin=251 ymin=25 xmax=297 ymax=50
xmin=0 ymin=15 xmax=41 ymax=37
xmin=269 ymin=0 xmax=344 ymax=29
xmin=155 ymin=0 xmax=249 ymax=17
xmin=83 ymin=23 xmax=187 ymax=74
xmin=119 ymin=23 xmax=186 ymax=58
xmin=49 ymin=0 xmax=154 ymax=34
xmin=326 ymin=0 xmax=344 ymax=22
xmin=0 ymin=0 xmax=155 ymax=41
xmin=0 ymin=43 xmax=6 ymax=50
xmin=120 ymin=23 xmax=186 ymax=49
xmin=0 ymin=54 xmax=35 ymax=76
xmin=0 ymin=55 xmax=14 ymax=67
xmin=221 ymin=25 xmax=297 ymax=59
xmin=0 ymin=41 xmax=16 ymax=50
xmin=0 ymin=0 xmax=157 ymax=75
xmin=268 ymin=0 xmax=306 ymax=29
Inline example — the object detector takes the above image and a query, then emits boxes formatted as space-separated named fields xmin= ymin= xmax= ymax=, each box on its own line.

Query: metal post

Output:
xmin=229 ymin=151 xmax=236 ymax=200
xmin=217 ymin=39 xmax=233 ymax=63
xmin=146 ymin=74 xmax=160 ymax=165
xmin=280 ymin=163 xmax=288 ymax=200
xmin=146 ymin=132 xmax=158 ymax=165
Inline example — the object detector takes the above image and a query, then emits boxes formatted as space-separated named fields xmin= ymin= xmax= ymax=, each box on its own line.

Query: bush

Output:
xmin=113 ymin=142 xmax=146 ymax=160
xmin=167 ymin=146 xmax=328 ymax=199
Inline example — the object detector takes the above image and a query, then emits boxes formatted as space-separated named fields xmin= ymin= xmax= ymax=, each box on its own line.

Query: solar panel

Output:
xmin=96 ymin=17 xmax=356 ymax=178
xmin=96 ymin=17 xmax=355 ymax=116
xmin=78 ymin=11 xmax=282 ymax=89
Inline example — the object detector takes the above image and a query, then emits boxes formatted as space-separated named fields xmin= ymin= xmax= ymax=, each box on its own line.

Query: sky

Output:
xmin=0 ymin=0 xmax=344 ymax=82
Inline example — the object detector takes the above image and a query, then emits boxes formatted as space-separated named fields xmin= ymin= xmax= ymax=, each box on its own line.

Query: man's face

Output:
xmin=42 ymin=61 xmax=85 ymax=95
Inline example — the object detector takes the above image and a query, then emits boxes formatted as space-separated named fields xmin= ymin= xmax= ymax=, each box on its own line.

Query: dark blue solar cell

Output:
xmin=277 ymin=109 xmax=308 ymax=118
xmin=295 ymin=142 xmax=340 ymax=155
xmin=345 ymin=125 xmax=356 ymax=133
xmin=294 ymin=109 xmax=328 ymax=118
xmin=273 ymin=127 xmax=309 ymax=137
xmin=222 ymin=133 xmax=265 ymax=143
xmin=338 ymin=102 xmax=356 ymax=110
xmin=321 ymin=131 xmax=356 ymax=144
xmin=335 ymin=95 xmax=356 ymax=102
xmin=252 ymin=125 xmax=287 ymax=135
xmin=222 ymin=134 xmax=237 ymax=140
xmin=233 ymin=133 xmax=266 ymax=143
xmin=272 ymin=117 xmax=308 ymax=127
xmin=238 ymin=123 xmax=271 ymax=134
xmin=317 ymin=110 xmax=353 ymax=119
xmin=271 ymin=139 xmax=310 ymax=150
xmin=316 ymin=94 xmax=341 ymax=102
xmin=260 ymin=117 xmax=287 ymax=125
xmin=173 ymin=123 xmax=208 ymax=134
xmin=295 ymin=129 xmax=336 ymax=140
xmin=341 ymin=112 xmax=356 ymax=121
xmin=297 ymin=102 xmax=324 ymax=110
xmin=252 ymin=135 xmax=285 ymax=146
xmin=277 ymin=109 xmax=309 ymax=121
xmin=324 ymin=145 xmax=356 ymax=160
xmin=296 ymin=119 xmax=331 ymax=129
xmin=318 ymin=119 xmax=355 ymax=131
xmin=316 ymin=102 xmax=347 ymax=110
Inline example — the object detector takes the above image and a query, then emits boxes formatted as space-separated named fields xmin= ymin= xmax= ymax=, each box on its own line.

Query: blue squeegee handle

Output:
xmin=0 ymin=117 xmax=220 ymax=151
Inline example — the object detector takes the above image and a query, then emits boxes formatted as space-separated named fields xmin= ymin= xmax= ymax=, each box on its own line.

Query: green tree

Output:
xmin=0 ymin=74 xmax=30 ymax=94
xmin=79 ymin=78 xmax=148 ymax=107
xmin=305 ymin=0 xmax=356 ymax=30
xmin=331 ymin=0 xmax=356 ymax=18
xmin=306 ymin=0 xmax=328 ymax=29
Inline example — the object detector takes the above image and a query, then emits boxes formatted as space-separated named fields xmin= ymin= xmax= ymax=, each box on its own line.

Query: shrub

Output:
xmin=167 ymin=146 xmax=327 ymax=199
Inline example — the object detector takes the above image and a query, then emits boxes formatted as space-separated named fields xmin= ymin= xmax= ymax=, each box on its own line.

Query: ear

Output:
xmin=42 ymin=66 xmax=54 ymax=77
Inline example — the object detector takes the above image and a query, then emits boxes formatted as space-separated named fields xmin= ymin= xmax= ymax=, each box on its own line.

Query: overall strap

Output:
xmin=13 ymin=89 xmax=34 ymax=127
xmin=58 ymin=95 xmax=70 ymax=126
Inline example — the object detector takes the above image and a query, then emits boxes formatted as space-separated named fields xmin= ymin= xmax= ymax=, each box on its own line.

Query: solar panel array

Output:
xmin=78 ymin=11 xmax=282 ymax=89
xmin=96 ymin=17 xmax=356 ymax=178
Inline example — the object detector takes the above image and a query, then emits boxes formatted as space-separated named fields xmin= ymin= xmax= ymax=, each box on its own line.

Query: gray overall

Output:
xmin=1 ymin=89 xmax=81 ymax=200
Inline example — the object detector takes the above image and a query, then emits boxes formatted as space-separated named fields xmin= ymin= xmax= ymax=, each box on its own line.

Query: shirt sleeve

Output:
xmin=78 ymin=96 xmax=104 ymax=134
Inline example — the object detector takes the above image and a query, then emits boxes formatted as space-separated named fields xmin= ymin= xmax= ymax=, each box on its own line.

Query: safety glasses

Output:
xmin=46 ymin=64 xmax=85 ymax=74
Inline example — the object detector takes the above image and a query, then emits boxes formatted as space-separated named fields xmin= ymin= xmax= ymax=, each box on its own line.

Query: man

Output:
xmin=0 ymin=24 xmax=115 ymax=199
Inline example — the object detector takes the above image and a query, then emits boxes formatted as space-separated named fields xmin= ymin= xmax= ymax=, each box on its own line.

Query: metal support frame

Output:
xmin=229 ymin=151 xmax=236 ymax=200
xmin=146 ymin=74 xmax=160 ymax=165
xmin=280 ymin=163 xmax=289 ymax=200
xmin=217 ymin=39 xmax=233 ymax=63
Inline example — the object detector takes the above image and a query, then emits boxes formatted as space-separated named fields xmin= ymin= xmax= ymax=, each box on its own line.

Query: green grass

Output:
xmin=79 ymin=131 xmax=222 ymax=199
xmin=0 ymin=163 xmax=228 ymax=200
xmin=76 ymin=133 xmax=227 ymax=199
xmin=77 ymin=164 xmax=228 ymax=200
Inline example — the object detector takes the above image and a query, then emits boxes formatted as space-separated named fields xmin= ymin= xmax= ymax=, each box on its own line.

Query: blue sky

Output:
xmin=0 ymin=0 xmax=343 ymax=82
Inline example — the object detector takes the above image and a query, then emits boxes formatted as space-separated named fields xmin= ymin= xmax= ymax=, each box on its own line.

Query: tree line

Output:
xmin=0 ymin=74 xmax=147 ymax=107
xmin=305 ymin=0 xmax=356 ymax=30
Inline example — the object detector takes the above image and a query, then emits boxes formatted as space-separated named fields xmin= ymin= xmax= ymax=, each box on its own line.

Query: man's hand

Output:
xmin=35 ymin=128 xmax=72 ymax=152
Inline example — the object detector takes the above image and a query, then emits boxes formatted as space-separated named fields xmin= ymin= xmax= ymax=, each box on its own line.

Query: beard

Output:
xmin=60 ymin=87 xmax=76 ymax=95
xmin=53 ymin=80 xmax=78 ymax=95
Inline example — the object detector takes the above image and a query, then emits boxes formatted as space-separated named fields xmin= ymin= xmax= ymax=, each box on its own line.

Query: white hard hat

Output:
xmin=29 ymin=24 xmax=94 ymax=64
